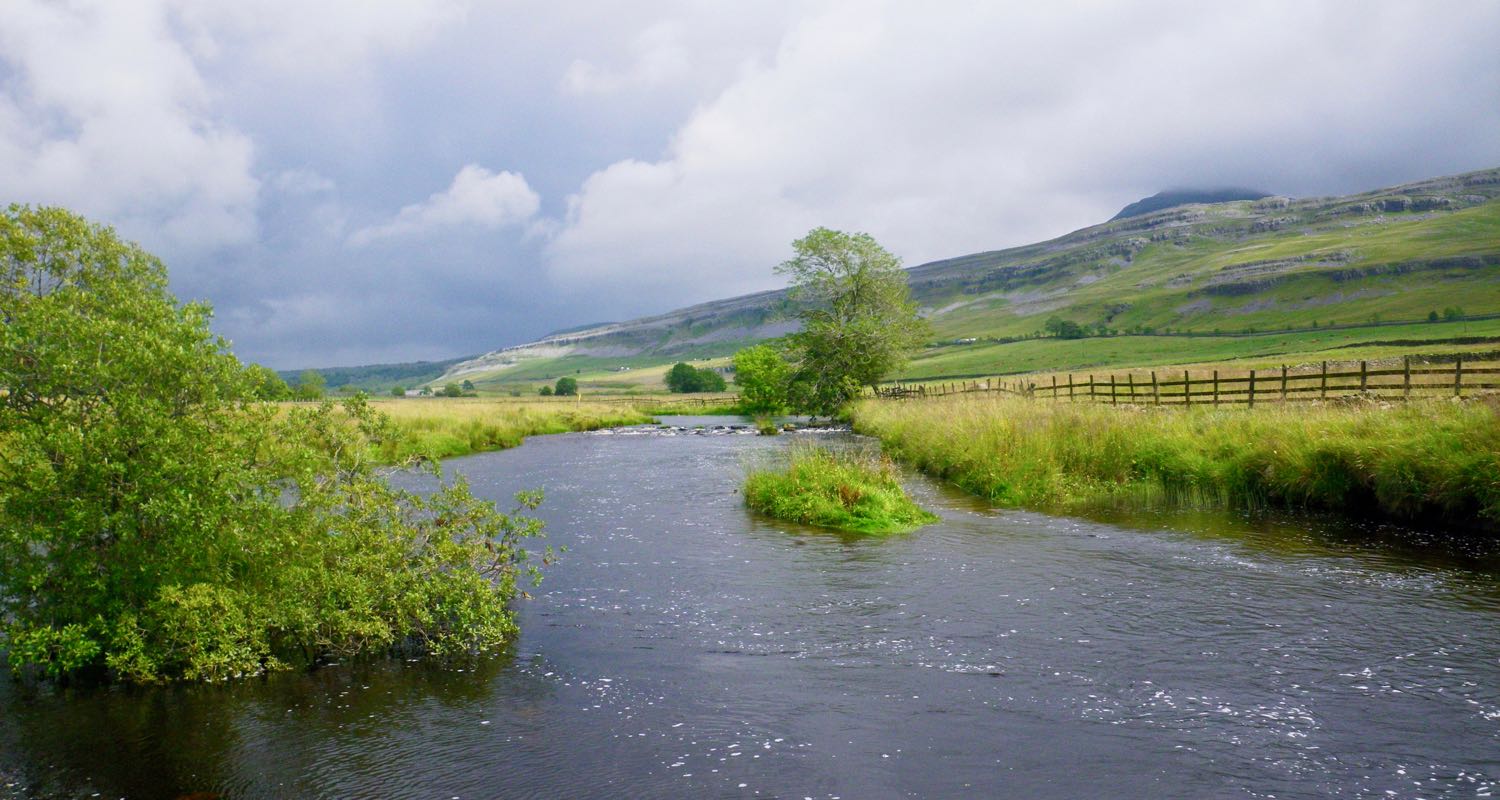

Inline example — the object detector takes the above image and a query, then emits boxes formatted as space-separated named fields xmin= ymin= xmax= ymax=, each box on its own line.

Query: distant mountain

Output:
xmin=1110 ymin=188 xmax=1271 ymax=221
xmin=431 ymin=166 xmax=1500 ymax=388
xmin=282 ymin=355 xmax=474 ymax=392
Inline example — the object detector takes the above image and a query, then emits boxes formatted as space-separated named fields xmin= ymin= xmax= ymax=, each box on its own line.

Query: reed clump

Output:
xmin=368 ymin=399 xmax=654 ymax=462
xmin=743 ymin=444 xmax=940 ymax=534
xmin=852 ymin=395 xmax=1500 ymax=529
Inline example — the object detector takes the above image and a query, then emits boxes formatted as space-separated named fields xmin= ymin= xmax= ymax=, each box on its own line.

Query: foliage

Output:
xmin=391 ymin=384 xmax=406 ymax=397
xmin=538 ymin=385 xmax=553 ymax=396
xmin=554 ymin=376 xmax=578 ymax=396
xmin=1043 ymin=316 xmax=1087 ymax=339
xmin=0 ymin=206 xmax=550 ymax=683
xmin=246 ymin=364 xmax=292 ymax=400
xmin=294 ymin=369 xmax=326 ymax=400
xmin=777 ymin=228 xmax=928 ymax=414
xmin=664 ymin=362 xmax=726 ymax=393
xmin=853 ymin=394 xmax=1500 ymax=528
xmin=441 ymin=383 xmax=464 ymax=397
xmin=743 ymin=445 xmax=939 ymax=534
xmin=733 ymin=344 xmax=793 ymax=413
xmin=368 ymin=398 xmax=654 ymax=463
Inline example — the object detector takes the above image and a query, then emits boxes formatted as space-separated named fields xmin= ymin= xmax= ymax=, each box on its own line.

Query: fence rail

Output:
xmin=874 ymin=356 xmax=1500 ymax=406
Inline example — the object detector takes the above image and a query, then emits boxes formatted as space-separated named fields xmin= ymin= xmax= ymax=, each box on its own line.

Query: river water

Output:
xmin=3 ymin=420 xmax=1499 ymax=799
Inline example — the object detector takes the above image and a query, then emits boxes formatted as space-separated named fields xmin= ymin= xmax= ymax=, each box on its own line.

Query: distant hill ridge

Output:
xmin=1110 ymin=188 xmax=1271 ymax=221
xmin=429 ymin=166 xmax=1500 ymax=388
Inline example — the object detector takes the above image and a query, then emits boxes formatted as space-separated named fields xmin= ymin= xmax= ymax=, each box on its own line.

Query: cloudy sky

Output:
xmin=3 ymin=1 xmax=1498 ymax=368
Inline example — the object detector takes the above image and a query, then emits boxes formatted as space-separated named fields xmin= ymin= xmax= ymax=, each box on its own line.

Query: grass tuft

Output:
xmin=744 ymin=445 xmax=940 ymax=535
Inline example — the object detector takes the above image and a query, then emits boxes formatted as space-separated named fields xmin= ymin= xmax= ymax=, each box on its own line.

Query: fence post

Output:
xmin=1088 ymin=374 xmax=1095 ymax=402
xmin=1321 ymin=361 xmax=1328 ymax=400
xmin=1280 ymin=365 xmax=1288 ymax=402
xmin=1068 ymin=374 xmax=1074 ymax=402
xmin=1455 ymin=357 xmax=1464 ymax=397
xmin=1213 ymin=370 xmax=1220 ymax=406
xmin=1248 ymin=369 xmax=1256 ymax=408
xmin=1110 ymin=374 xmax=1117 ymax=405
xmin=1052 ymin=375 xmax=1058 ymax=402
xmin=1127 ymin=373 xmax=1135 ymax=404
xmin=1403 ymin=357 xmax=1411 ymax=399
xmin=1152 ymin=371 xmax=1159 ymax=405
xmin=1183 ymin=370 xmax=1191 ymax=408
xmin=1360 ymin=361 xmax=1368 ymax=394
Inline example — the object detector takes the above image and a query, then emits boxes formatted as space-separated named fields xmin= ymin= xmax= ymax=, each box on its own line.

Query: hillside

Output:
xmin=431 ymin=167 xmax=1500 ymax=391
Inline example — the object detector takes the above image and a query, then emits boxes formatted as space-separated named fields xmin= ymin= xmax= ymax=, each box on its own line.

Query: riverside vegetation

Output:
xmin=853 ymin=394 xmax=1500 ymax=530
xmin=744 ymin=445 xmax=939 ymax=535
xmin=0 ymin=207 xmax=556 ymax=683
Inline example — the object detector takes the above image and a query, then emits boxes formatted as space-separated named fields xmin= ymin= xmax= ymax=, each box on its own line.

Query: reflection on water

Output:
xmin=4 ymin=422 xmax=1499 ymax=799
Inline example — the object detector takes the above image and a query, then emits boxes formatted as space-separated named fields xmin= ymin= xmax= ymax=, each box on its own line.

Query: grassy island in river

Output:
xmin=744 ymin=445 xmax=940 ymax=534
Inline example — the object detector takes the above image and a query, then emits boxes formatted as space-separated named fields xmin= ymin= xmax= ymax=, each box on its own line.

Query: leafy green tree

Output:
xmin=695 ymin=368 xmax=726 ymax=392
xmin=777 ymin=228 xmax=928 ymax=414
xmin=554 ymin=376 xmax=578 ymax=396
xmin=391 ymin=384 xmax=406 ymax=397
xmin=442 ymin=383 xmax=463 ymax=397
xmin=0 ymin=206 xmax=550 ymax=683
xmin=1428 ymin=310 xmax=1440 ymax=322
xmin=1044 ymin=316 xmax=1086 ymax=339
xmin=665 ymin=362 xmax=701 ymax=393
xmin=734 ymin=345 xmax=791 ymax=413
xmin=1444 ymin=306 xmax=1465 ymax=321
xmin=246 ymin=363 xmax=292 ymax=400
xmin=293 ymin=369 xmax=325 ymax=400
xmin=539 ymin=385 xmax=553 ymax=396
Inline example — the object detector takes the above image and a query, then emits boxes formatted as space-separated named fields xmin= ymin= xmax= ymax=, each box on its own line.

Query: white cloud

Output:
xmin=562 ymin=21 xmax=692 ymax=94
xmin=546 ymin=0 xmax=1500 ymax=303
xmin=349 ymin=165 xmax=541 ymax=245
xmin=0 ymin=0 xmax=259 ymax=255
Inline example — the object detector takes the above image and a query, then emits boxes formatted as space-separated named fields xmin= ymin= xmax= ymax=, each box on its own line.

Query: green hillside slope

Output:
xmin=431 ymin=167 xmax=1500 ymax=391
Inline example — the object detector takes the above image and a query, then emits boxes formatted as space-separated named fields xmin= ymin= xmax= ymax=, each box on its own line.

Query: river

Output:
xmin=3 ymin=419 xmax=1499 ymax=799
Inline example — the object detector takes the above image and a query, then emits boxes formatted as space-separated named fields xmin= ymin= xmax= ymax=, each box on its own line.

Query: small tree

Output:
xmin=441 ymin=383 xmax=463 ymax=398
xmin=665 ymin=362 xmax=701 ymax=393
xmin=733 ymin=345 xmax=791 ymax=413
xmin=294 ymin=369 xmax=326 ymax=400
xmin=694 ymin=368 xmax=726 ymax=392
xmin=391 ymin=384 xmax=406 ymax=397
xmin=777 ymin=228 xmax=928 ymax=414
xmin=1444 ymin=307 xmax=1465 ymax=321
xmin=1428 ymin=310 xmax=1440 ymax=322
xmin=539 ymin=385 xmax=553 ymax=396
xmin=554 ymin=376 xmax=578 ymax=396
xmin=246 ymin=364 xmax=292 ymax=400
xmin=461 ymin=379 xmax=476 ymax=394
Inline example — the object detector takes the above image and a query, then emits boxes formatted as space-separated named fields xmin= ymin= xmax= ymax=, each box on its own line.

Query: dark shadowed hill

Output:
xmin=1110 ymin=188 xmax=1272 ymax=221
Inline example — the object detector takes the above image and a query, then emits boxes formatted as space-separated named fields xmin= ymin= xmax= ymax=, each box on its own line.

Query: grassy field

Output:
xmin=852 ymin=394 xmax=1500 ymax=530
xmin=744 ymin=444 xmax=939 ymax=535
xmin=363 ymin=398 xmax=654 ymax=462
xmin=901 ymin=317 xmax=1500 ymax=380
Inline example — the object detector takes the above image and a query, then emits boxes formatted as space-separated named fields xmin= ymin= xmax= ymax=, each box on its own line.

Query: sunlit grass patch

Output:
xmin=744 ymin=444 xmax=939 ymax=535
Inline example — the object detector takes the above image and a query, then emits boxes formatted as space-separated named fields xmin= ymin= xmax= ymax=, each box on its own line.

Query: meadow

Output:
xmin=365 ymin=398 xmax=655 ymax=462
xmin=852 ymin=394 xmax=1500 ymax=530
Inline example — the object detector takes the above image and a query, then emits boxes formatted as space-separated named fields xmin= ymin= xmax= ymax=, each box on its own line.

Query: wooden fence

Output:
xmin=874 ymin=356 xmax=1500 ymax=406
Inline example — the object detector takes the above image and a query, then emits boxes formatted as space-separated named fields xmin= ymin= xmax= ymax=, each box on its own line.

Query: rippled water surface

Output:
xmin=4 ymin=422 xmax=1500 ymax=799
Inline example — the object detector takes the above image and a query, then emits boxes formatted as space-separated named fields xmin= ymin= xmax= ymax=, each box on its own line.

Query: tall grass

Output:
xmin=368 ymin=399 xmax=653 ymax=462
xmin=743 ymin=444 xmax=940 ymax=534
xmin=852 ymin=395 xmax=1500 ymax=529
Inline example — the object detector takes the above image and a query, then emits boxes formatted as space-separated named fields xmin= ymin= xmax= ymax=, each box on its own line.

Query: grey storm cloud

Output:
xmin=2 ymin=0 xmax=1497 ymax=368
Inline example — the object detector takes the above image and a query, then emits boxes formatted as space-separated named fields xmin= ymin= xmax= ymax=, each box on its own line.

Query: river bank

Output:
xmin=853 ymin=394 xmax=1500 ymax=531
xmin=365 ymin=398 xmax=656 ymax=462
